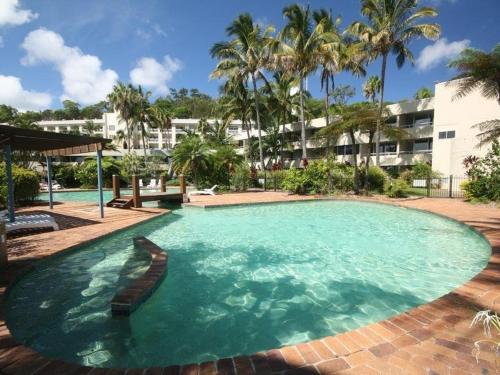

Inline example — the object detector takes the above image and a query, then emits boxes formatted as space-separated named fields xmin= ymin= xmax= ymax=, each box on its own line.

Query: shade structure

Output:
xmin=0 ymin=124 xmax=112 ymax=222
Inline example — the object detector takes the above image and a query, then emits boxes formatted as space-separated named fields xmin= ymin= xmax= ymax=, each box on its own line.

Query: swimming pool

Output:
xmin=5 ymin=201 xmax=490 ymax=368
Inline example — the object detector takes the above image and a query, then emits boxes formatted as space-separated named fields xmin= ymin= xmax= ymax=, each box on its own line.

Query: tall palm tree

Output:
xmin=349 ymin=0 xmax=440 ymax=166
xmin=133 ymin=86 xmax=153 ymax=159
xmin=448 ymin=44 xmax=500 ymax=146
xmin=148 ymin=104 xmax=172 ymax=149
xmin=414 ymin=87 xmax=433 ymax=99
xmin=276 ymin=4 xmax=336 ymax=163
xmin=265 ymin=71 xmax=299 ymax=164
xmin=363 ymin=76 xmax=381 ymax=104
xmin=210 ymin=13 xmax=274 ymax=174
xmin=221 ymin=76 xmax=255 ymax=165
xmin=108 ymin=83 xmax=138 ymax=153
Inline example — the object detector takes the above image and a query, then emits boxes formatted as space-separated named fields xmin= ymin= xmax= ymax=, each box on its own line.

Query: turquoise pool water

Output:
xmin=5 ymin=201 xmax=490 ymax=368
xmin=37 ymin=188 xmax=181 ymax=202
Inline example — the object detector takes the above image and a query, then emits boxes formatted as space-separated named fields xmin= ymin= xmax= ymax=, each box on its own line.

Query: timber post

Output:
xmin=112 ymin=175 xmax=120 ymax=199
xmin=132 ymin=175 xmax=142 ymax=208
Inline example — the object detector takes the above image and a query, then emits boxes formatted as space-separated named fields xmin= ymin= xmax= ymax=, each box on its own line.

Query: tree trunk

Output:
xmin=324 ymin=77 xmax=330 ymax=158
xmin=364 ymin=131 xmax=374 ymax=191
xmin=299 ymin=76 xmax=307 ymax=161
xmin=376 ymin=53 xmax=387 ymax=166
xmin=244 ymin=120 xmax=254 ymax=168
xmin=349 ymin=129 xmax=359 ymax=194
xmin=251 ymin=72 xmax=266 ymax=189
xmin=125 ymin=118 xmax=131 ymax=153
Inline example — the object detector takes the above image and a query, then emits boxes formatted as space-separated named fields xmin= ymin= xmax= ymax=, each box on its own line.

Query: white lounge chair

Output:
xmin=187 ymin=185 xmax=218 ymax=198
xmin=139 ymin=179 xmax=144 ymax=188
xmin=5 ymin=218 xmax=59 ymax=233
xmin=52 ymin=182 xmax=62 ymax=190
xmin=147 ymin=179 xmax=157 ymax=189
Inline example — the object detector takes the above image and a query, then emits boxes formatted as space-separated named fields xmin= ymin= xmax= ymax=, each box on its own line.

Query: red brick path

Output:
xmin=0 ymin=196 xmax=499 ymax=374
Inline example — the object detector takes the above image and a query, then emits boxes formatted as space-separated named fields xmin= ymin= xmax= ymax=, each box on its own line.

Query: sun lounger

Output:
xmin=147 ymin=179 xmax=157 ymax=189
xmin=5 ymin=218 xmax=59 ymax=233
xmin=1 ymin=210 xmax=55 ymax=222
xmin=139 ymin=179 xmax=144 ymax=188
xmin=187 ymin=185 xmax=218 ymax=198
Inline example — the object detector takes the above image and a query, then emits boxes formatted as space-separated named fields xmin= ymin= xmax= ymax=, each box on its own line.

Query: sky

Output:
xmin=0 ymin=0 xmax=498 ymax=111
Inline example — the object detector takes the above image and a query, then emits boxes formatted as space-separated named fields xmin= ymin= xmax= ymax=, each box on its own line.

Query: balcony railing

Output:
xmin=400 ymin=120 xmax=433 ymax=129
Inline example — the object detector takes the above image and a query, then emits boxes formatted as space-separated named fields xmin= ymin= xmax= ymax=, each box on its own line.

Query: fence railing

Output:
xmin=410 ymin=175 xmax=468 ymax=198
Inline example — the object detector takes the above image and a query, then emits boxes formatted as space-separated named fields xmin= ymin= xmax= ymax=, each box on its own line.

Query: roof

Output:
xmin=0 ymin=124 xmax=111 ymax=156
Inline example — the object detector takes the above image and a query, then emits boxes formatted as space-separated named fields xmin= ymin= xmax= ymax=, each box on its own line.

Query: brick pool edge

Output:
xmin=111 ymin=237 xmax=168 ymax=316
xmin=0 ymin=197 xmax=499 ymax=374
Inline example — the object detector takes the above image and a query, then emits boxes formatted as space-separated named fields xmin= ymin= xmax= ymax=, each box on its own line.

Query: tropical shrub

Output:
xmin=165 ymin=178 xmax=180 ymax=186
xmin=53 ymin=164 xmax=79 ymax=188
xmin=411 ymin=162 xmax=438 ymax=179
xmin=75 ymin=157 xmax=121 ymax=188
xmin=0 ymin=164 xmax=40 ymax=207
xmin=384 ymin=178 xmax=410 ymax=198
xmin=462 ymin=140 xmax=500 ymax=201
xmin=231 ymin=165 xmax=252 ymax=191
xmin=122 ymin=152 xmax=145 ymax=179
xmin=281 ymin=168 xmax=308 ymax=194
xmin=360 ymin=166 xmax=388 ymax=192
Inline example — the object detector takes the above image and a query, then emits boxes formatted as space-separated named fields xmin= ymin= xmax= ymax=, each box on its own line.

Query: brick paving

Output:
xmin=0 ymin=195 xmax=499 ymax=374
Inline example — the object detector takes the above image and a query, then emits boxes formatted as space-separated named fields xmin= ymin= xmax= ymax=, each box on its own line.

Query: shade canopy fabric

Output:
xmin=0 ymin=124 xmax=111 ymax=155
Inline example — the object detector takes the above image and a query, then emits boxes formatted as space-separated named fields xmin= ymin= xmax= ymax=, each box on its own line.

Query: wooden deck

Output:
xmin=122 ymin=192 xmax=184 ymax=203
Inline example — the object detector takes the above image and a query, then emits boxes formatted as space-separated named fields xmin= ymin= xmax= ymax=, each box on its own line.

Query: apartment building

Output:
xmin=234 ymin=80 xmax=499 ymax=176
xmin=37 ymin=116 xmax=243 ymax=156
xmin=35 ymin=79 xmax=499 ymax=176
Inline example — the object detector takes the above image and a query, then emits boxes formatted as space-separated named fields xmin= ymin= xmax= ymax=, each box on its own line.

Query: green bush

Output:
xmin=281 ymin=168 xmax=308 ymax=194
xmin=165 ymin=178 xmax=180 ymax=186
xmin=360 ymin=166 xmax=388 ymax=192
xmin=384 ymin=178 xmax=410 ymax=198
xmin=53 ymin=164 xmax=79 ymax=188
xmin=231 ymin=165 xmax=252 ymax=191
xmin=462 ymin=140 xmax=500 ymax=201
xmin=0 ymin=164 xmax=40 ymax=207
xmin=75 ymin=157 xmax=121 ymax=188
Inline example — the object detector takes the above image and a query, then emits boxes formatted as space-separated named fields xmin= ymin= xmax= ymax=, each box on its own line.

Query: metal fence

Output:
xmin=409 ymin=176 xmax=468 ymax=198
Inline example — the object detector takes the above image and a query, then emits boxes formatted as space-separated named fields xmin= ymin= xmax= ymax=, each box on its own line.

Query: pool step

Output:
xmin=106 ymin=198 xmax=134 ymax=209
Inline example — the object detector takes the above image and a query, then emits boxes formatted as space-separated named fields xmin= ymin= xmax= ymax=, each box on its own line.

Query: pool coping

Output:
xmin=111 ymin=237 xmax=168 ymax=316
xmin=0 ymin=197 xmax=499 ymax=374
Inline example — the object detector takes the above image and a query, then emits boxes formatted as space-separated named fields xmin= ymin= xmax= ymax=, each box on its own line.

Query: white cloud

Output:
xmin=0 ymin=0 xmax=38 ymax=27
xmin=0 ymin=75 xmax=51 ymax=111
xmin=130 ymin=56 xmax=182 ymax=95
xmin=417 ymin=38 xmax=470 ymax=71
xmin=21 ymin=28 xmax=118 ymax=105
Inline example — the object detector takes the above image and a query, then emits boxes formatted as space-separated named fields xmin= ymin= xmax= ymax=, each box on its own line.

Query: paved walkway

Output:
xmin=0 ymin=195 xmax=499 ymax=374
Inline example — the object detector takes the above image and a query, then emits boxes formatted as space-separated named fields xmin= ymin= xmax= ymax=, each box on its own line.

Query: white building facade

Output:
xmin=35 ymin=79 xmax=499 ymax=176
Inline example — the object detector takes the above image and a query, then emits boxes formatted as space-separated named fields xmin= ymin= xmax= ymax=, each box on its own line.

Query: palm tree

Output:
xmin=276 ymin=4 xmax=336 ymax=163
xmin=318 ymin=103 xmax=367 ymax=194
xmin=363 ymin=76 xmax=381 ymax=104
xmin=221 ymin=76 xmax=255 ymax=165
xmin=414 ymin=87 xmax=433 ymax=99
xmin=448 ymin=44 xmax=500 ymax=146
xmin=148 ymin=104 xmax=172 ymax=149
xmin=82 ymin=120 xmax=102 ymax=136
xmin=313 ymin=9 xmax=367 ymax=157
xmin=113 ymin=130 xmax=127 ymax=150
xmin=108 ymin=83 xmax=138 ymax=153
xmin=349 ymin=0 xmax=441 ymax=166
xmin=265 ymin=71 xmax=299 ymax=164
xmin=133 ymin=86 xmax=152 ymax=159
xmin=210 ymin=13 xmax=274 ymax=174
xmin=172 ymin=134 xmax=211 ymax=188
xmin=214 ymin=145 xmax=243 ymax=188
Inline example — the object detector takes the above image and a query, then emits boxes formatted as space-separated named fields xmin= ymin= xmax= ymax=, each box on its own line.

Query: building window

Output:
xmin=335 ymin=144 xmax=359 ymax=155
xmin=439 ymin=130 xmax=455 ymax=139
xmin=371 ymin=142 xmax=397 ymax=154
xmin=414 ymin=138 xmax=433 ymax=152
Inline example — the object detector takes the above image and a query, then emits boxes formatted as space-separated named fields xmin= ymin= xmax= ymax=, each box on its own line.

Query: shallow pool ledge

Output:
xmin=111 ymin=236 xmax=168 ymax=316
